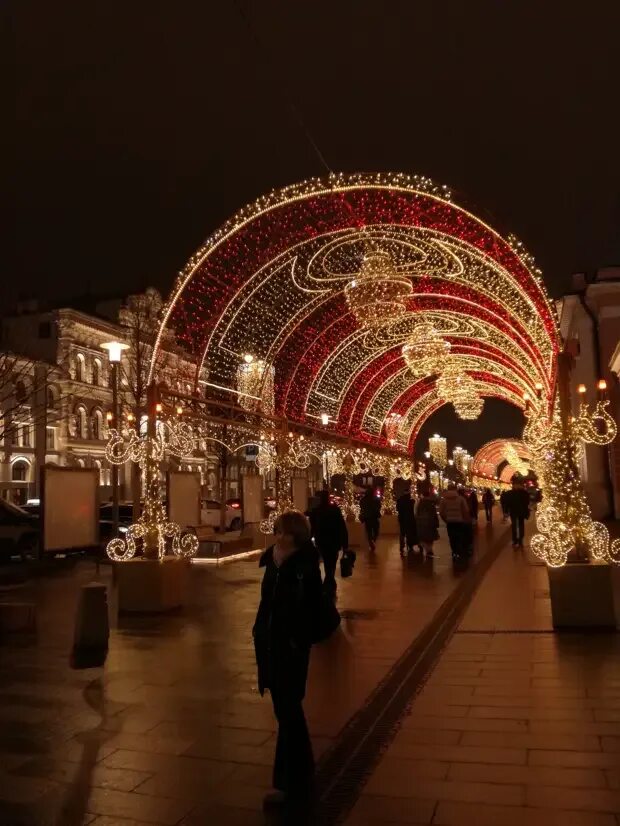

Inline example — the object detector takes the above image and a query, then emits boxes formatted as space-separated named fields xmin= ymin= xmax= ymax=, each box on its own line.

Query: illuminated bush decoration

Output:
xmin=402 ymin=323 xmax=451 ymax=378
xmin=344 ymin=250 xmax=413 ymax=328
xmin=524 ymin=399 xmax=619 ymax=567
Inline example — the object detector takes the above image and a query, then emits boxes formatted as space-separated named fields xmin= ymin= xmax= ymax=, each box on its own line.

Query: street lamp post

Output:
xmin=102 ymin=341 xmax=129 ymax=535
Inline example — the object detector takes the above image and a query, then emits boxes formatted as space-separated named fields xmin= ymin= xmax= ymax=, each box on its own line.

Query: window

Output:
xmin=47 ymin=387 xmax=57 ymax=410
xmin=76 ymin=406 xmax=87 ymax=439
xmin=75 ymin=353 xmax=85 ymax=382
xmin=38 ymin=321 xmax=51 ymax=339
xmin=15 ymin=381 xmax=27 ymax=403
xmin=22 ymin=424 xmax=31 ymax=447
xmin=46 ymin=427 xmax=56 ymax=450
xmin=92 ymin=359 xmax=101 ymax=386
xmin=91 ymin=409 xmax=103 ymax=440
xmin=12 ymin=461 xmax=28 ymax=482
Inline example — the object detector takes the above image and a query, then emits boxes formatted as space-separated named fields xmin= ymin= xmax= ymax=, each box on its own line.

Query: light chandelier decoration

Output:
xmin=402 ymin=323 xmax=451 ymax=378
xmin=344 ymin=249 xmax=413 ymax=329
xmin=429 ymin=434 xmax=448 ymax=469
xmin=384 ymin=412 xmax=403 ymax=445
xmin=236 ymin=357 xmax=275 ymax=414
xmin=105 ymin=416 xmax=199 ymax=562
xmin=524 ymin=386 xmax=619 ymax=567
xmin=439 ymin=372 xmax=484 ymax=420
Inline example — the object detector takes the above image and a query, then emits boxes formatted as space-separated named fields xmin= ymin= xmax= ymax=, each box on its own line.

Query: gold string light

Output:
xmin=401 ymin=323 xmax=451 ymax=378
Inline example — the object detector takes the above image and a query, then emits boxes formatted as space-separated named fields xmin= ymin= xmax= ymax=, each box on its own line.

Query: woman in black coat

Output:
xmin=253 ymin=510 xmax=323 ymax=809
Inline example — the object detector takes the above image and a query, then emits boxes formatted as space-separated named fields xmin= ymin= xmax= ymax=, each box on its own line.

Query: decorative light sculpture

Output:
xmin=429 ymin=434 xmax=447 ymax=469
xmin=344 ymin=249 xmax=412 ymax=328
xmin=402 ymin=323 xmax=451 ymax=378
xmin=524 ymin=387 xmax=619 ymax=567
xmin=105 ymin=416 xmax=199 ymax=561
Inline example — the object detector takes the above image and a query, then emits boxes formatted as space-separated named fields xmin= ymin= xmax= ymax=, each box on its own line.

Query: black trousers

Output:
xmin=399 ymin=524 xmax=417 ymax=552
xmin=364 ymin=519 xmax=380 ymax=545
xmin=511 ymin=515 xmax=525 ymax=545
xmin=271 ymin=675 xmax=314 ymax=794
xmin=320 ymin=547 xmax=339 ymax=589
xmin=446 ymin=522 xmax=465 ymax=556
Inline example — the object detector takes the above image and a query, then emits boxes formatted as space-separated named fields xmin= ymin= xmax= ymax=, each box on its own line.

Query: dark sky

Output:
xmin=11 ymin=1 xmax=620 ymax=309
xmin=9 ymin=2 xmax=620 ymax=452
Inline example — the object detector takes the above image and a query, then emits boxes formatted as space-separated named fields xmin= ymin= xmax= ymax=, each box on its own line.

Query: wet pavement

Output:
xmin=345 ymin=546 xmax=620 ymax=826
xmin=0 ymin=520 xmax=503 ymax=825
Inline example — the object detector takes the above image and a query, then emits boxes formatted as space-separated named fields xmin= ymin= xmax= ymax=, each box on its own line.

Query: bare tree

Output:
xmin=116 ymin=288 xmax=197 ymax=517
xmin=0 ymin=352 xmax=65 ymax=443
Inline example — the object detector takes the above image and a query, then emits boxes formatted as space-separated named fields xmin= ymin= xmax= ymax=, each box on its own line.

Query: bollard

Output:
xmin=72 ymin=582 xmax=109 ymax=669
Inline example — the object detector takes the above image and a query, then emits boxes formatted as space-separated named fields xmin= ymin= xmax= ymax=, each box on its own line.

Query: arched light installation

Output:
xmin=150 ymin=172 xmax=560 ymax=454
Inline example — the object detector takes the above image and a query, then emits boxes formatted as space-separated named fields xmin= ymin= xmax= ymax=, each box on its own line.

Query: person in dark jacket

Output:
xmin=468 ymin=489 xmax=479 ymax=522
xmin=253 ymin=510 xmax=323 ymax=809
xmin=415 ymin=480 xmax=440 ymax=558
xmin=309 ymin=490 xmax=349 ymax=594
xmin=482 ymin=488 xmax=495 ymax=523
xmin=500 ymin=490 xmax=509 ymax=521
xmin=359 ymin=487 xmax=381 ymax=551
xmin=504 ymin=480 xmax=530 ymax=548
xmin=396 ymin=485 xmax=418 ymax=555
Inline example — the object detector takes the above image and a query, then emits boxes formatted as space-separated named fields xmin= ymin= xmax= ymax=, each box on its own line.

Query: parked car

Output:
xmin=99 ymin=503 xmax=134 ymax=543
xmin=200 ymin=499 xmax=242 ymax=531
xmin=0 ymin=499 xmax=39 ymax=561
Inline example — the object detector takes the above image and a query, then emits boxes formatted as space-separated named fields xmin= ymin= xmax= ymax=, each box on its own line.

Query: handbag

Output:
xmin=340 ymin=550 xmax=356 ymax=578
xmin=297 ymin=572 xmax=341 ymax=643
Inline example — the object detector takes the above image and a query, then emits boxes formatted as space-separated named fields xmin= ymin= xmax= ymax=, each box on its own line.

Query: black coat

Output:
xmin=505 ymin=488 xmax=530 ymax=518
xmin=360 ymin=492 xmax=381 ymax=523
xmin=309 ymin=503 xmax=348 ymax=552
xmin=396 ymin=493 xmax=415 ymax=528
xmin=253 ymin=543 xmax=323 ymax=698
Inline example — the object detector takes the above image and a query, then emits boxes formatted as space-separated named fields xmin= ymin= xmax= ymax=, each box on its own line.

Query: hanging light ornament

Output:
xmin=402 ymin=323 xmax=451 ymax=378
xmin=236 ymin=358 xmax=275 ymax=414
xmin=384 ymin=412 xmax=403 ymax=445
xmin=446 ymin=373 xmax=484 ymax=420
xmin=428 ymin=434 xmax=448 ymax=469
xmin=345 ymin=249 xmax=413 ymax=328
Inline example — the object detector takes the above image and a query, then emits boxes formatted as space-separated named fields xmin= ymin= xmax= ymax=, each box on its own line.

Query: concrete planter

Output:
xmin=547 ymin=562 xmax=620 ymax=629
xmin=116 ymin=556 xmax=190 ymax=613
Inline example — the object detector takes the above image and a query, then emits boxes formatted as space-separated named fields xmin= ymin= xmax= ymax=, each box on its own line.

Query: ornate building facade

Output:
xmin=0 ymin=289 xmax=219 ymax=504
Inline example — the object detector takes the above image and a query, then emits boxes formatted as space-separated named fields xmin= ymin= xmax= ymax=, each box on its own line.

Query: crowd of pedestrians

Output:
xmin=253 ymin=477 xmax=535 ymax=813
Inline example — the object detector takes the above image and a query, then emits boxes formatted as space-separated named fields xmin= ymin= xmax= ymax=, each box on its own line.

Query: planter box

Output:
xmin=116 ymin=556 xmax=190 ymax=613
xmin=547 ymin=562 xmax=620 ymax=629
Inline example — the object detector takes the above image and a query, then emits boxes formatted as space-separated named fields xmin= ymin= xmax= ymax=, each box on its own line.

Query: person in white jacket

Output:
xmin=439 ymin=484 xmax=472 ymax=558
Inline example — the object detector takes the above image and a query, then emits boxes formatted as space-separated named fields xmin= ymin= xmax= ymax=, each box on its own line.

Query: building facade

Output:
xmin=0 ymin=289 xmax=219 ymax=505
xmin=557 ymin=267 xmax=620 ymax=519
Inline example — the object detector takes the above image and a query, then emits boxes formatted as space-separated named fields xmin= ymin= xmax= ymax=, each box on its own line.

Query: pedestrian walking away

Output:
xmin=253 ymin=510 xmax=324 ymax=811
xmin=468 ymin=489 xmax=479 ymax=523
xmin=309 ymin=490 xmax=349 ymax=595
xmin=396 ymin=484 xmax=419 ymax=555
xmin=415 ymin=480 xmax=439 ymax=558
xmin=440 ymin=483 xmax=473 ymax=559
xmin=482 ymin=488 xmax=495 ymax=523
xmin=500 ymin=489 xmax=509 ymax=522
xmin=359 ymin=487 xmax=381 ymax=551
xmin=504 ymin=479 xmax=530 ymax=549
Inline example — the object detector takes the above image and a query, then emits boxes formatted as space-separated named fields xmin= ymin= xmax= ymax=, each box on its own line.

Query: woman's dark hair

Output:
xmin=417 ymin=480 xmax=431 ymax=497
xmin=274 ymin=510 xmax=311 ymax=546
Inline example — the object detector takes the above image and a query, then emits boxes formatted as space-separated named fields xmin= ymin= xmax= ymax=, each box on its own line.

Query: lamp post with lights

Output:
xmin=101 ymin=341 xmax=129 ymax=534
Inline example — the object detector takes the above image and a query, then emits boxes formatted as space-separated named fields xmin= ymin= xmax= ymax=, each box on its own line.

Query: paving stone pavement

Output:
xmin=344 ymin=543 xmax=620 ymax=826
xmin=0 ymin=520 xmax=503 ymax=825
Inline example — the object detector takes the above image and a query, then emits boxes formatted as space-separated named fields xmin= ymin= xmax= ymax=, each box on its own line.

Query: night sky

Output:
xmin=10 ymin=2 xmax=620 ymax=452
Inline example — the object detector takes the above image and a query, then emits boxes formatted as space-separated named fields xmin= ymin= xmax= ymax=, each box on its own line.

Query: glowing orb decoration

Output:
xmin=344 ymin=250 xmax=413 ymax=328
xmin=402 ymin=323 xmax=451 ymax=378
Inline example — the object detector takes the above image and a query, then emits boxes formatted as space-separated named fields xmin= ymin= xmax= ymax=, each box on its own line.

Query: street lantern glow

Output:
xmin=101 ymin=340 xmax=129 ymax=363
xmin=577 ymin=383 xmax=586 ymax=395
xmin=320 ymin=413 xmax=329 ymax=426
xmin=597 ymin=379 xmax=607 ymax=392
xmin=243 ymin=353 xmax=254 ymax=364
